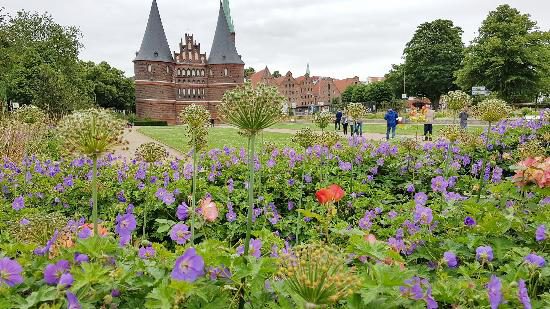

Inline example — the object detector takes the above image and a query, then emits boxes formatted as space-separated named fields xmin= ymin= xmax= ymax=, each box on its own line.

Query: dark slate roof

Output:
xmin=208 ymin=3 xmax=244 ymax=65
xmin=134 ymin=0 xmax=173 ymax=62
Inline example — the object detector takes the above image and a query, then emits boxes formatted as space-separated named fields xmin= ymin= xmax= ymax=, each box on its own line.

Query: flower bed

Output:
xmin=0 ymin=114 xmax=549 ymax=308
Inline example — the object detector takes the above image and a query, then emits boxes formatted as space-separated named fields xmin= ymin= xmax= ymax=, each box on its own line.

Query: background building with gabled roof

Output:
xmin=133 ymin=0 xmax=244 ymax=124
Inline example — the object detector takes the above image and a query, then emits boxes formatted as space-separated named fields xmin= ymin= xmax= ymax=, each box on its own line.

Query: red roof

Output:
xmin=333 ymin=77 xmax=359 ymax=93
xmin=250 ymin=67 xmax=270 ymax=86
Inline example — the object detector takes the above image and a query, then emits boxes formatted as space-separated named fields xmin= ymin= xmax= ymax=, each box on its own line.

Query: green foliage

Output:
xmin=475 ymin=98 xmax=511 ymax=123
xmin=179 ymin=104 xmax=210 ymax=150
xmin=244 ymin=67 xmax=256 ymax=79
xmin=456 ymin=4 xmax=550 ymax=103
xmin=404 ymin=19 xmax=464 ymax=106
xmin=133 ymin=120 xmax=168 ymax=126
xmin=11 ymin=105 xmax=46 ymax=124
xmin=341 ymin=82 xmax=394 ymax=104
xmin=313 ymin=110 xmax=332 ymax=130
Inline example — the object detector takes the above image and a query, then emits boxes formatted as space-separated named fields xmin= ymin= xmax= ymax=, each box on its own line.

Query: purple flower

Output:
xmin=0 ymin=257 xmax=23 ymax=287
xmin=304 ymin=174 xmax=312 ymax=183
xmin=237 ymin=238 xmax=262 ymax=258
xmin=287 ymin=201 xmax=295 ymax=210
xmin=138 ymin=246 xmax=156 ymax=259
xmin=176 ymin=203 xmax=189 ymax=221
xmin=117 ymin=191 xmax=126 ymax=203
xmin=115 ymin=213 xmax=136 ymax=246
xmin=476 ymin=246 xmax=494 ymax=262
xmin=406 ymin=184 xmax=415 ymax=193
xmin=287 ymin=178 xmax=295 ymax=186
xmin=339 ymin=161 xmax=352 ymax=171
xmin=111 ymin=289 xmax=121 ymax=297
xmin=155 ymin=187 xmax=175 ymax=206
xmin=43 ymin=260 xmax=71 ymax=285
xmin=399 ymin=277 xmax=424 ymax=300
xmin=34 ymin=230 xmax=59 ymax=256
xmin=12 ymin=196 xmax=25 ymax=211
xmin=443 ymin=251 xmax=457 ymax=268
xmin=78 ymin=226 xmax=92 ymax=239
xmin=75 ymin=254 xmax=89 ymax=264
xmin=19 ymin=218 xmax=30 ymax=226
xmin=58 ymin=273 xmax=74 ymax=288
xmin=414 ymin=205 xmax=433 ymax=225
xmin=464 ymin=216 xmax=476 ymax=227
xmin=171 ymin=248 xmax=205 ymax=282
xmin=170 ymin=223 xmax=191 ymax=245
xmin=414 ymin=192 xmax=428 ymax=206
xmin=66 ymin=291 xmax=81 ymax=309
xmin=517 ymin=279 xmax=531 ymax=309
xmin=387 ymin=210 xmax=398 ymax=219
xmin=536 ymin=225 xmax=546 ymax=242
xmin=227 ymin=178 xmax=234 ymax=193
xmin=524 ymin=253 xmax=545 ymax=268
xmin=431 ymin=176 xmax=448 ymax=193
xmin=487 ymin=275 xmax=503 ymax=309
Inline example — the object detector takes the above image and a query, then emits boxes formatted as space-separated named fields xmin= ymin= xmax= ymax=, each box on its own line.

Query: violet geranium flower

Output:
xmin=237 ymin=238 xmax=262 ymax=258
xmin=66 ymin=291 xmax=81 ymax=309
xmin=464 ymin=216 xmax=476 ymax=227
xmin=138 ymin=246 xmax=156 ymax=259
xmin=487 ymin=275 xmax=502 ymax=309
xmin=171 ymin=248 xmax=205 ymax=282
xmin=43 ymin=260 xmax=71 ymax=285
xmin=517 ymin=279 xmax=531 ymax=309
xmin=476 ymin=246 xmax=493 ymax=262
xmin=524 ymin=253 xmax=545 ymax=268
xmin=170 ymin=223 xmax=191 ymax=245
xmin=443 ymin=251 xmax=458 ymax=268
xmin=12 ymin=196 xmax=25 ymax=211
xmin=0 ymin=257 xmax=24 ymax=287
xmin=536 ymin=225 xmax=546 ymax=242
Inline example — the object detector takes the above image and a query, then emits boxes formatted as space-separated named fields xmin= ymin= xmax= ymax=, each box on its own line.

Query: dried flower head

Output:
xmin=278 ymin=244 xmax=360 ymax=306
xmin=57 ymin=108 xmax=125 ymax=155
xmin=219 ymin=82 xmax=285 ymax=136
xmin=319 ymin=131 xmax=340 ymax=147
xmin=346 ymin=103 xmax=367 ymax=121
xmin=442 ymin=90 xmax=471 ymax=112
xmin=313 ymin=111 xmax=333 ymax=130
xmin=475 ymin=98 xmax=511 ymax=123
xmin=179 ymin=104 xmax=210 ymax=150
xmin=518 ymin=139 xmax=546 ymax=159
xmin=401 ymin=138 xmax=419 ymax=152
xmin=135 ymin=142 xmax=169 ymax=162
xmin=292 ymin=128 xmax=319 ymax=149
xmin=440 ymin=125 xmax=462 ymax=143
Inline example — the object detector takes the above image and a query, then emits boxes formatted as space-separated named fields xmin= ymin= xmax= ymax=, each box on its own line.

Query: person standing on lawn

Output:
xmin=459 ymin=108 xmax=468 ymax=130
xmin=342 ymin=113 xmax=349 ymax=135
xmin=335 ymin=110 xmax=342 ymax=130
xmin=423 ymin=104 xmax=435 ymax=141
xmin=384 ymin=108 xmax=399 ymax=140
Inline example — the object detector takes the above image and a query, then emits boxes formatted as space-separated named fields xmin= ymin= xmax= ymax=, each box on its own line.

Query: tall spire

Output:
xmin=135 ymin=0 xmax=173 ymax=62
xmin=222 ymin=0 xmax=235 ymax=33
xmin=208 ymin=2 xmax=244 ymax=65
xmin=306 ymin=63 xmax=311 ymax=76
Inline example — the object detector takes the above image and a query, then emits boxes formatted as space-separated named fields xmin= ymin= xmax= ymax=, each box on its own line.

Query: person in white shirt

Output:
xmin=423 ymin=104 xmax=435 ymax=141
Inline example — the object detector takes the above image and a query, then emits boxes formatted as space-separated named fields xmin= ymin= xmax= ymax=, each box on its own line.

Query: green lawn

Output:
xmin=138 ymin=126 xmax=295 ymax=152
xmin=271 ymin=122 xmax=483 ymax=136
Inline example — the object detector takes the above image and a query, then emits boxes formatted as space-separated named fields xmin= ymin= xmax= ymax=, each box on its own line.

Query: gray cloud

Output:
xmin=3 ymin=0 xmax=549 ymax=80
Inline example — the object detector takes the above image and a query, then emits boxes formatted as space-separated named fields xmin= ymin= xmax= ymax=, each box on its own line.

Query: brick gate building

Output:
xmin=134 ymin=0 xmax=244 ymax=124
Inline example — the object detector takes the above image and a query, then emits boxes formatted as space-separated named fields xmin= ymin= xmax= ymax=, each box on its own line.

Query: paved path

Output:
xmin=111 ymin=128 xmax=184 ymax=160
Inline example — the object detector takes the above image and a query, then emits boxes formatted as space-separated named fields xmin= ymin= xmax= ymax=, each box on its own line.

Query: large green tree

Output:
xmin=456 ymin=5 xmax=550 ymax=103
xmin=81 ymin=61 xmax=135 ymax=112
xmin=384 ymin=63 xmax=406 ymax=99
xmin=403 ymin=19 xmax=464 ymax=107
xmin=363 ymin=81 xmax=394 ymax=103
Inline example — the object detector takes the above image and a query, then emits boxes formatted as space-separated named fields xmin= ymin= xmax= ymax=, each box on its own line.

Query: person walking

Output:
xmin=355 ymin=116 xmax=363 ymax=137
xmin=342 ymin=113 xmax=349 ymax=135
xmin=459 ymin=108 xmax=468 ymax=130
xmin=384 ymin=108 xmax=398 ymax=140
xmin=335 ymin=110 xmax=342 ymax=130
xmin=423 ymin=104 xmax=435 ymax=141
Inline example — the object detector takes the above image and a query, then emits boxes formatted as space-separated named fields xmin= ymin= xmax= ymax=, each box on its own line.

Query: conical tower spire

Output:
xmin=222 ymin=0 xmax=235 ymax=33
xmin=135 ymin=0 xmax=173 ymax=62
xmin=306 ymin=63 xmax=310 ymax=76
xmin=208 ymin=2 xmax=244 ymax=65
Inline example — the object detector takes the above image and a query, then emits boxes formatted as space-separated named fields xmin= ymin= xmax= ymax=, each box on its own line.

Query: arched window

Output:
xmin=192 ymin=89 xmax=196 ymax=96
xmin=209 ymin=69 xmax=213 ymax=76
xmin=187 ymin=69 xmax=191 ymax=76
xmin=192 ymin=70 xmax=196 ymax=77
xmin=224 ymin=68 xmax=228 ymax=76
xmin=201 ymin=69 xmax=205 ymax=76
xmin=166 ymin=66 xmax=170 ymax=73
xmin=147 ymin=64 xmax=152 ymax=72
xmin=177 ymin=69 xmax=181 ymax=76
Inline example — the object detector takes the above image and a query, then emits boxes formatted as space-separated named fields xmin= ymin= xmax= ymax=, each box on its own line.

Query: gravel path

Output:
xmin=111 ymin=128 xmax=184 ymax=160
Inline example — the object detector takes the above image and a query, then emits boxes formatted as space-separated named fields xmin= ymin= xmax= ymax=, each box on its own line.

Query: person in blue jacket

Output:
xmin=384 ymin=108 xmax=399 ymax=140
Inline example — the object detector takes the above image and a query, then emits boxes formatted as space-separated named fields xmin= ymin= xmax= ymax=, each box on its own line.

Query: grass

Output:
xmin=271 ymin=122 xmax=483 ymax=135
xmin=138 ymin=126 xmax=295 ymax=152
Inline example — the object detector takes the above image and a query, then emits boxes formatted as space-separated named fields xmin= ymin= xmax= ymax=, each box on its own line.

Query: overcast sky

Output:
xmin=3 ymin=0 xmax=549 ymax=80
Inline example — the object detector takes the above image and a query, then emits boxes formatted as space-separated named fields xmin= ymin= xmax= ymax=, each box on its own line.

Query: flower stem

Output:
xmin=243 ymin=133 xmax=256 ymax=257
xmin=191 ymin=133 xmax=198 ymax=245
xmin=476 ymin=122 xmax=492 ymax=202
xmin=92 ymin=153 xmax=98 ymax=237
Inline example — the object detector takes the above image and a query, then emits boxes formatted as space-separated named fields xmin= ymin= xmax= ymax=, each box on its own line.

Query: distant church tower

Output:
xmin=134 ymin=0 xmax=244 ymax=124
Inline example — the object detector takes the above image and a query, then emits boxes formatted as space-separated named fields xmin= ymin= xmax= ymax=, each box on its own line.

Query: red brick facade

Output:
xmin=134 ymin=2 xmax=244 ymax=125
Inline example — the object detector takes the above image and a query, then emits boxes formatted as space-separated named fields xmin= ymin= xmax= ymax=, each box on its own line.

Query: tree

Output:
xmin=81 ymin=61 xmax=135 ymax=112
xmin=244 ymin=67 xmax=255 ymax=79
xmin=364 ymin=81 xmax=394 ymax=103
xmin=404 ymin=19 xmax=464 ymax=108
xmin=456 ymin=5 xmax=550 ymax=103
xmin=272 ymin=70 xmax=281 ymax=78
xmin=384 ymin=63 xmax=406 ymax=99
xmin=341 ymin=85 xmax=356 ymax=103
xmin=0 ymin=10 xmax=91 ymax=114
